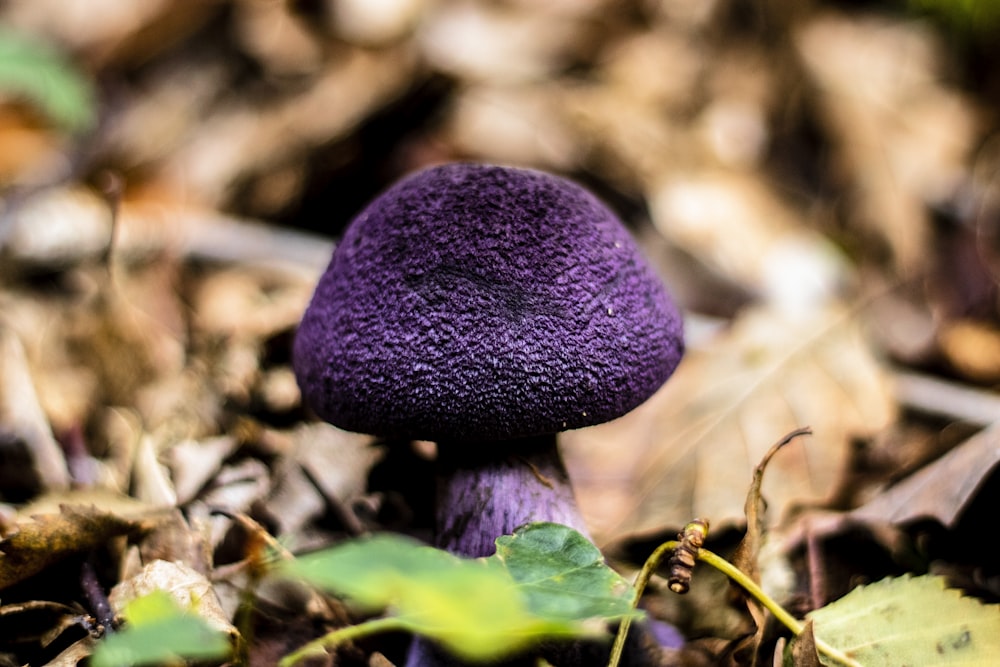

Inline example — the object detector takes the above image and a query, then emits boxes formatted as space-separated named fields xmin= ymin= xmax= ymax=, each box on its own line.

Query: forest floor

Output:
xmin=1 ymin=1 xmax=1000 ymax=665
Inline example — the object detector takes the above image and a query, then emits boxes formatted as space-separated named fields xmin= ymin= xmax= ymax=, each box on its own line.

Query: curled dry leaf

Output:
xmin=570 ymin=303 xmax=895 ymax=543
xmin=0 ymin=599 xmax=92 ymax=649
xmin=131 ymin=434 xmax=177 ymax=508
xmin=0 ymin=503 xmax=145 ymax=590
xmin=108 ymin=559 xmax=237 ymax=640
xmin=41 ymin=635 xmax=98 ymax=667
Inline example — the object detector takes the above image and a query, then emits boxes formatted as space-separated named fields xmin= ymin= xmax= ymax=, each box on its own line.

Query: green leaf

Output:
xmin=906 ymin=0 xmax=1000 ymax=36
xmin=0 ymin=28 xmax=96 ymax=134
xmin=280 ymin=523 xmax=638 ymax=661
xmin=490 ymin=522 xmax=638 ymax=622
xmin=90 ymin=590 xmax=232 ymax=667
xmin=796 ymin=574 xmax=1000 ymax=666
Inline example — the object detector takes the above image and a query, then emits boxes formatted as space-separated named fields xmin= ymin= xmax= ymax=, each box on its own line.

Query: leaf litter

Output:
xmin=1 ymin=1 xmax=1000 ymax=666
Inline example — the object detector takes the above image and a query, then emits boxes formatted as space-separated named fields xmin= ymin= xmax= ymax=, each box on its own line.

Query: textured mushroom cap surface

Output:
xmin=294 ymin=163 xmax=683 ymax=442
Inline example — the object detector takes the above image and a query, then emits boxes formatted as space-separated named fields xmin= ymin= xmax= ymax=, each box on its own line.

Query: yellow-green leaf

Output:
xmin=281 ymin=523 xmax=638 ymax=661
xmin=90 ymin=591 xmax=232 ymax=667
xmin=796 ymin=575 xmax=1000 ymax=666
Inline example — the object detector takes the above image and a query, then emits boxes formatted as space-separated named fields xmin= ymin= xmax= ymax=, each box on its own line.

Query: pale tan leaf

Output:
xmin=292 ymin=423 xmax=381 ymax=506
xmin=571 ymin=303 xmax=895 ymax=543
xmin=167 ymin=435 xmax=239 ymax=505
xmin=108 ymin=559 xmax=237 ymax=639
xmin=132 ymin=434 xmax=177 ymax=508
xmin=0 ymin=324 xmax=70 ymax=492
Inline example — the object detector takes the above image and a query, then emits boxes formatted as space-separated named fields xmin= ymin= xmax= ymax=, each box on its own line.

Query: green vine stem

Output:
xmin=607 ymin=546 xmax=863 ymax=667
xmin=279 ymin=616 xmax=409 ymax=667
xmin=607 ymin=539 xmax=679 ymax=667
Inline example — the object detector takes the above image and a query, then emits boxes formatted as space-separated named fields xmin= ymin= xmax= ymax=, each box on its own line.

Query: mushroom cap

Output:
xmin=294 ymin=163 xmax=683 ymax=442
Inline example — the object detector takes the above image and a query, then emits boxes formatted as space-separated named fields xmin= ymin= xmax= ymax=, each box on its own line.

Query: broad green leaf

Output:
xmin=90 ymin=590 xmax=232 ymax=667
xmin=795 ymin=575 xmax=1000 ymax=666
xmin=283 ymin=533 xmax=576 ymax=660
xmin=281 ymin=524 xmax=638 ymax=661
xmin=0 ymin=28 xmax=96 ymax=134
xmin=490 ymin=522 xmax=638 ymax=622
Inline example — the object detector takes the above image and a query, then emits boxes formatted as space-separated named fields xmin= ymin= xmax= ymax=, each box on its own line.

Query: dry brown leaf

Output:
xmin=232 ymin=0 xmax=324 ymax=75
xmin=559 ymin=80 xmax=683 ymax=192
xmin=789 ymin=620 xmax=821 ymax=667
xmin=42 ymin=635 xmax=98 ymax=666
xmin=266 ymin=458 xmax=327 ymax=538
xmin=199 ymin=459 xmax=272 ymax=520
xmin=66 ymin=264 xmax=186 ymax=410
xmin=648 ymin=170 xmax=850 ymax=311
xmin=596 ymin=28 xmax=705 ymax=114
xmin=417 ymin=3 xmax=589 ymax=83
xmin=852 ymin=421 xmax=1000 ymax=528
xmin=731 ymin=429 xmax=812 ymax=663
xmin=167 ymin=435 xmax=239 ymax=505
xmin=272 ymin=423 xmax=383 ymax=538
xmin=0 ymin=503 xmax=144 ymax=590
xmin=0 ymin=186 xmax=110 ymax=269
xmin=572 ymin=303 xmax=895 ymax=544
xmin=191 ymin=266 xmax=314 ymax=340
xmin=292 ymin=423 xmax=381 ymax=508
xmin=160 ymin=47 xmax=417 ymax=207
xmin=444 ymin=84 xmax=581 ymax=170
xmin=0 ymin=600 xmax=91 ymax=649
xmin=795 ymin=13 xmax=977 ymax=274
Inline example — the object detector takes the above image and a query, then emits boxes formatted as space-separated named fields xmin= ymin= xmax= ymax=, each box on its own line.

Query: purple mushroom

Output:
xmin=293 ymin=163 xmax=684 ymax=661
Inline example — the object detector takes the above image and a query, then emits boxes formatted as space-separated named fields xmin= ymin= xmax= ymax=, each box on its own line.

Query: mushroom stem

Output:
xmin=434 ymin=435 xmax=588 ymax=558
xmin=405 ymin=435 xmax=590 ymax=666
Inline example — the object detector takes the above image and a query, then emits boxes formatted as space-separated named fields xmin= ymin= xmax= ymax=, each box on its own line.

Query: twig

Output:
xmin=178 ymin=210 xmax=334 ymax=276
xmin=80 ymin=559 xmax=116 ymax=634
xmin=892 ymin=369 xmax=1000 ymax=426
